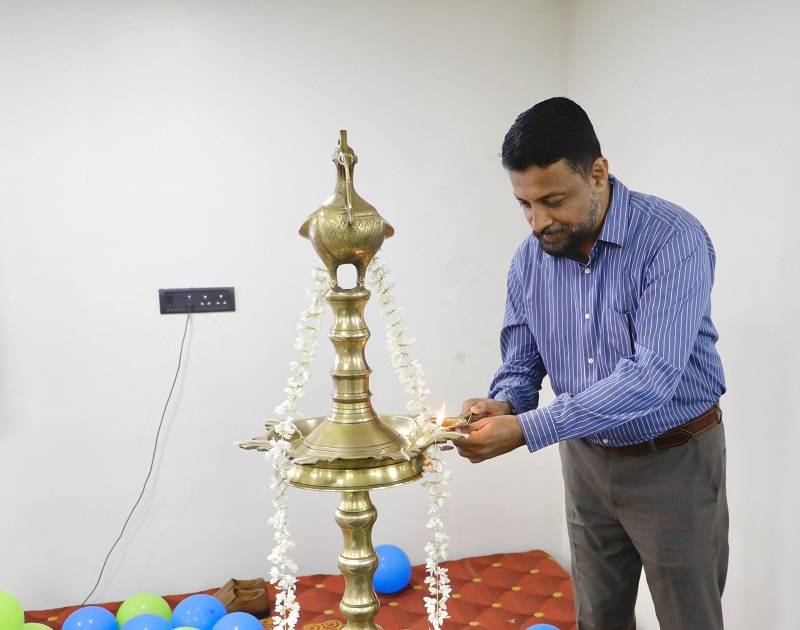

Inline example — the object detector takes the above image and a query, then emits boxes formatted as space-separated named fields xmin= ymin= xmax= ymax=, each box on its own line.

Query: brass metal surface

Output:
xmin=299 ymin=130 xmax=394 ymax=289
xmin=335 ymin=491 xmax=382 ymax=630
xmin=290 ymin=286 xmax=411 ymax=466
xmin=288 ymin=455 xmax=422 ymax=492
xmin=245 ymin=132 xmax=432 ymax=630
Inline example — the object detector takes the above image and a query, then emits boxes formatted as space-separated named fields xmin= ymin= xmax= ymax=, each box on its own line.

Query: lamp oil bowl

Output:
xmin=240 ymin=132 xmax=459 ymax=630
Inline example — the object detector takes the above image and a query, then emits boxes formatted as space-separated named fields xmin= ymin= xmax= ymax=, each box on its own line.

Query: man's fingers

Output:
xmin=453 ymin=413 xmax=521 ymax=464
xmin=460 ymin=397 xmax=512 ymax=419
xmin=467 ymin=402 xmax=491 ymax=423
xmin=466 ymin=418 xmax=490 ymax=433
xmin=460 ymin=398 xmax=484 ymax=415
xmin=455 ymin=441 xmax=479 ymax=457
xmin=456 ymin=441 xmax=486 ymax=462
xmin=455 ymin=427 xmax=487 ymax=459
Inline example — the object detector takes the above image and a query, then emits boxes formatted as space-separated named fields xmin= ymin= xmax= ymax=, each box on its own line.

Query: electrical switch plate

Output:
xmin=159 ymin=287 xmax=235 ymax=314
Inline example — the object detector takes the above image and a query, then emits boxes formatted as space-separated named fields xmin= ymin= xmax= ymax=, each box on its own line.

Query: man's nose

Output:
xmin=531 ymin=207 xmax=553 ymax=233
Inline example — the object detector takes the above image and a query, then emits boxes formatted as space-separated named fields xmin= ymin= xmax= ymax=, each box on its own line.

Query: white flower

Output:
xmin=265 ymin=257 xmax=452 ymax=630
xmin=366 ymin=256 xmax=451 ymax=629
xmin=265 ymin=265 xmax=329 ymax=630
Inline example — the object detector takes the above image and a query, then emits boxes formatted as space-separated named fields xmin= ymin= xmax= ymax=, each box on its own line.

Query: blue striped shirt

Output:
xmin=488 ymin=175 xmax=726 ymax=451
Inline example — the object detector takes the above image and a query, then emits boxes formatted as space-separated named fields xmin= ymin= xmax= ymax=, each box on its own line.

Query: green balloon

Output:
xmin=116 ymin=593 xmax=172 ymax=626
xmin=0 ymin=592 xmax=24 ymax=630
xmin=24 ymin=624 xmax=53 ymax=630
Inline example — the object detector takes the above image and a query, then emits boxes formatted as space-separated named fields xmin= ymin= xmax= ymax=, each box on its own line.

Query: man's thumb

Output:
xmin=469 ymin=401 xmax=488 ymax=414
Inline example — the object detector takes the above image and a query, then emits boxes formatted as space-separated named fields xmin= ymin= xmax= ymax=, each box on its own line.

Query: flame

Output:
xmin=435 ymin=403 xmax=446 ymax=426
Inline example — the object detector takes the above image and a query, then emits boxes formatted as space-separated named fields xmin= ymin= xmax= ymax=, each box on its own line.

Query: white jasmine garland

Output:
xmin=366 ymin=256 xmax=431 ymax=417
xmin=267 ymin=433 xmax=300 ymax=630
xmin=274 ymin=267 xmax=329 ymax=422
xmin=265 ymin=259 xmax=452 ymax=630
xmin=267 ymin=266 xmax=329 ymax=630
xmin=367 ymin=256 xmax=452 ymax=629
xmin=422 ymin=450 xmax=453 ymax=629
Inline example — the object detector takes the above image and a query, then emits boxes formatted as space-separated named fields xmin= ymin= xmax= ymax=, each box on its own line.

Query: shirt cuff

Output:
xmin=517 ymin=406 xmax=559 ymax=452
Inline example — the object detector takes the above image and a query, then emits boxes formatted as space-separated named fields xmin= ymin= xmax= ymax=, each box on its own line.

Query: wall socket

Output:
xmin=159 ymin=287 xmax=236 ymax=314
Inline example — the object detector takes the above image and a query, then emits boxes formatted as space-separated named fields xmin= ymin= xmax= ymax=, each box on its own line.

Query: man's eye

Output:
xmin=518 ymin=201 xmax=531 ymax=208
xmin=545 ymin=199 xmax=564 ymax=208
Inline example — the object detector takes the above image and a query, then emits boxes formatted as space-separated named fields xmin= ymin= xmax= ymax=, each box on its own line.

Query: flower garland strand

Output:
xmin=422 ymin=451 xmax=453 ymax=629
xmin=267 ymin=266 xmax=330 ymax=630
xmin=267 ymin=430 xmax=300 ymax=630
xmin=366 ymin=257 xmax=431 ymax=417
xmin=367 ymin=256 xmax=452 ymax=629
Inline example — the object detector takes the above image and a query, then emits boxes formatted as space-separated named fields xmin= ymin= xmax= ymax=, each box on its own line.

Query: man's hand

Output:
xmin=454 ymin=414 xmax=525 ymax=463
xmin=461 ymin=397 xmax=512 ymax=420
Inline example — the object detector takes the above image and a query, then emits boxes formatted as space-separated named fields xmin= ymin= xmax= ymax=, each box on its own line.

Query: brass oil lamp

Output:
xmin=241 ymin=131 xmax=461 ymax=630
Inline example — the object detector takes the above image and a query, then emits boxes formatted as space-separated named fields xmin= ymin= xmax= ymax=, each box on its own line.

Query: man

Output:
xmin=455 ymin=97 xmax=727 ymax=629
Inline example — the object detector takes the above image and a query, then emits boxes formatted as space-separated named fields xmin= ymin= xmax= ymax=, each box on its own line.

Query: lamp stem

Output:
xmin=335 ymin=490 xmax=382 ymax=630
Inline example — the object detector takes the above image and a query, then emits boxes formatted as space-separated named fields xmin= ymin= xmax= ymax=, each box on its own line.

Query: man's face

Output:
xmin=509 ymin=159 xmax=606 ymax=259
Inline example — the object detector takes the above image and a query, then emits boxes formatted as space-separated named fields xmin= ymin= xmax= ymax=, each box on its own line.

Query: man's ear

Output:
xmin=590 ymin=156 xmax=609 ymax=190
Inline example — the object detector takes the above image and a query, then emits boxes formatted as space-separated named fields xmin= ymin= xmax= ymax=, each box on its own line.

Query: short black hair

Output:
xmin=501 ymin=97 xmax=601 ymax=177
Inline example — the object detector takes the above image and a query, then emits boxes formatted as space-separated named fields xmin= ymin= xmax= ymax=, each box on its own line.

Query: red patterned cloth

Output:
xmin=25 ymin=549 xmax=576 ymax=630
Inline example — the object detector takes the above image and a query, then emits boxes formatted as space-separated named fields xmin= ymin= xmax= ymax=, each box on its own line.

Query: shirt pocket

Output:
xmin=604 ymin=307 xmax=635 ymax=358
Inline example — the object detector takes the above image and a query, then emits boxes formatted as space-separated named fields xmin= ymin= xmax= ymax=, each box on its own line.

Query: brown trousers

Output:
xmin=559 ymin=422 xmax=728 ymax=629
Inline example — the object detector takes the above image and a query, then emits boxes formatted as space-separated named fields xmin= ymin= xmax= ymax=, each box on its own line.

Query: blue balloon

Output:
xmin=373 ymin=544 xmax=412 ymax=594
xmin=211 ymin=612 xmax=263 ymax=630
xmin=172 ymin=594 xmax=226 ymax=630
xmin=525 ymin=625 xmax=560 ymax=630
xmin=63 ymin=607 xmax=119 ymax=630
xmin=121 ymin=614 xmax=171 ymax=630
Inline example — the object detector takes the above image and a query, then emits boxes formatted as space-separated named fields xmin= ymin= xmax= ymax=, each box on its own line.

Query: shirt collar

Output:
xmin=596 ymin=174 xmax=630 ymax=248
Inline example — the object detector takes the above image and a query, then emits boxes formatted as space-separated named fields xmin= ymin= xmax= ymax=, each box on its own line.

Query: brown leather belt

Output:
xmin=601 ymin=403 xmax=721 ymax=455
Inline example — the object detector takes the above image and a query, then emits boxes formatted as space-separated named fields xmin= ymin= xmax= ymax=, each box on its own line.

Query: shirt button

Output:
xmin=587 ymin=357 xmax=594 ymax=364
xmin=602 ymin=438 xmax=609 ymax=445
xmin=584 ymin=313 xmax=590 ymax=319
xmin=584 ymin=267 xmax=591 ymax=274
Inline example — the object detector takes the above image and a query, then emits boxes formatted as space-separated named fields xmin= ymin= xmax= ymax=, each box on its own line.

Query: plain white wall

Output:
xmin=0 ymin=0 xmax=570 ymax=610
xmin=566 ymin=1 xmax=800 ymax=628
